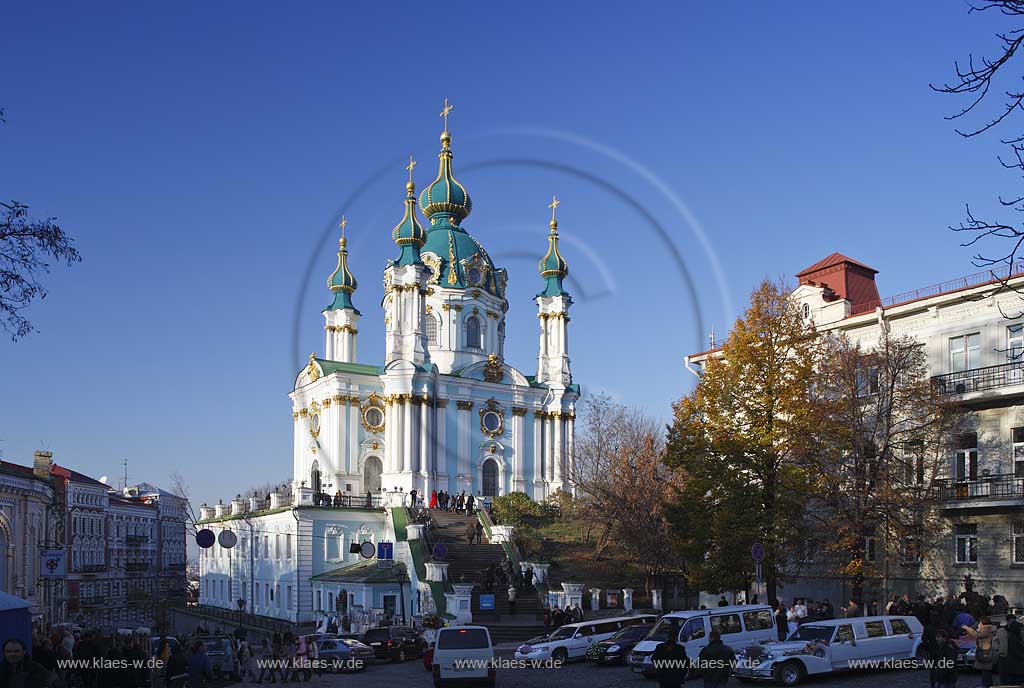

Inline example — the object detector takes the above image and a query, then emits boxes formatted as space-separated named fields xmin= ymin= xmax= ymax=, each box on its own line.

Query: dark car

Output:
xmin=318 ymin=638 xmax=375 ymax=672
xmin=362 ymin=626 xmax=427 ymax=662
xmin=587 ymin=623 xmax=654 ymax=664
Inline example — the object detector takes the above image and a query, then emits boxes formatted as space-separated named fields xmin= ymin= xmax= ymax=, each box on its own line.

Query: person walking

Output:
xmin=651 ymin=635 xmax=689 ymax=688
xmin=465 ymin=521 xmax=476 ymax=544
xmin=962 ymin=616 xmax=995 ymax=687
xmin=786 ymin=605 xmax=799 ymax=638
xmin=186 ymin=641 xmax=213 ymax=688
xmin=166 ymin=644 xmax=189 ymax=688
xmin=0 ymin=638 xmax=53 ymax=688
xmin=1001 ymin=614 xmax=1024 ymax=686
xmin=774 ymin=602 xmax=787 ymax=641
xmin=429 ymin=490 xmax=438 ymax=509
xmin=508 ymin=585 xmax=517 ymax=616
xmin=475 ymin=521 xmax=484 ymax=545
xmin=698 ymin=630 xmax=735 ymax=688
xmin=524 ymin=565 xmax=534 ymax=589
xmin=843 ymin=598 xmax=861 ymax=618
xmin=466 ymin=493 xmax=475 ymax=514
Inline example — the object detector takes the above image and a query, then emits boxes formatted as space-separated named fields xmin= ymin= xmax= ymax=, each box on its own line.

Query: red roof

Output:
xmin=796 ymin=252 xmax=877 ymax=277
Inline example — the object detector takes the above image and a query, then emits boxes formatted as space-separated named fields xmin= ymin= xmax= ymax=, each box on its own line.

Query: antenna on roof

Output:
xmin=709 ymin=325 xmax=716 ymax=348
xmin=122 ymin=458 xmax=128 ymax=491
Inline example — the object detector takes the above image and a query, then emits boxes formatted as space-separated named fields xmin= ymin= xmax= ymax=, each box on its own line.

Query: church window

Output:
xmin=285 ymin=534 xmax=292 ymax=559
xmin=466 ymin=316 xmax=482 ymax=349
xmin=802 ymin=303 xmax=811 ymax=319
xmin=427 ymin=315 xmax=439 ymax=346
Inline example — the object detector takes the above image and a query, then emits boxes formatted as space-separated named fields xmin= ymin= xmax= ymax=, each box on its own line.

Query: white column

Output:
xmin=537 ymin=315 xmax=548 ymax=383
xmin=545 ymin=415 xmax=555 ymax=482
xmin=420 ymin=399 xmax=430 ymax=489
xmin=533 ymin=412 xmax=543 ymax=491
xmin=397 ymin=398 xmax=408 ymax=473
xmin=553 ymin=414 xmax=563 ymax=485
xmin=386 ymin=400 xmax=397 ymax=473
xmin=513 ymin=409 xmax=525 ymax=491
xmin=458 ymin=403 xmax=471 ymax=489
xmin=348 ymin=399 xmax=359 ymax=476
xmin=406 ymin=398 xmax=418 ymax=474
xmin=566 ymin=413 xmax=574 ymax=491
xmin=325 ymin=327 xmax=334 ymax=360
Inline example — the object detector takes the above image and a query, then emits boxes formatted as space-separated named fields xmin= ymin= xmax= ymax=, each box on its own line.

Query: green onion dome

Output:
xmin=325 ymin=219 xmax=359 ymax=313
xmin=392 ymin=174 xmax=426 ymax=266
xmin=538 ymin=209 xmax=569 ymax=297
xmin=418 ymin=131 xmax=473 ymax=225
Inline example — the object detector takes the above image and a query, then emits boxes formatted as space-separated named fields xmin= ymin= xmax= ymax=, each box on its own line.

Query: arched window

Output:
xmin=426 ymin=315 xmax=439 ymax=347
xmin=310 ymin=460 xmax=322 ymax=496
xmin=802 ymin=303 xmax=811 ymax=319
xmin=466 ymin=316 xmax=482 ymax=349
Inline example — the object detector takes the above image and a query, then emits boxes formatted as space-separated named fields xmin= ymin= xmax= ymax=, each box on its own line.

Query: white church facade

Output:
xmin=198 ymin=109 xmax=580 ymax=626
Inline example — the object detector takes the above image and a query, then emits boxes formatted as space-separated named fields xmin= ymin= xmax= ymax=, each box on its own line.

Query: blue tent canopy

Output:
xmin=0 ymin=591 xmax=33 ymax=653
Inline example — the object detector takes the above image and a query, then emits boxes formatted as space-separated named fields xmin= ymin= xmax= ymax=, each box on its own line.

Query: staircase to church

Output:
xmin=429 ymin=509 xmax=547 ymax=644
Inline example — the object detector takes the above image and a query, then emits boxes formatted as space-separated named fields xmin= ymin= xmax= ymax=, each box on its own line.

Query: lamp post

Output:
xmin=397 ymin=570 xmax=408 ymax=625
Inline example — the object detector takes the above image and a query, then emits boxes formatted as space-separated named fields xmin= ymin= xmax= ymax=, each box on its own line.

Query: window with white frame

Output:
xmin=1014 ymin=428 xmax=1024 ymax=479
xmin=465 ymin=316 xmax=482 ymax=349
xmin=955 ymin=433 xmax=978 ymax=482
xmin=950 ymin=333 xmax=982 ymax=372
xmin=904 ymin=440 xmax=925 ymax=486
xmin=1014 ymin=524 xmax=1024 ymax=565
xmin=285 ymin=534 xmax=292 ymax=560
xmin=287 ymin=585 xmax=293 ymax=610
xmin=1010 ymin=325 xmax=1024 ymax=362
xmin=325 ymin=528 xmax=343 ymax=562
xmin=955 ymin=523 xmax=978 ymax=564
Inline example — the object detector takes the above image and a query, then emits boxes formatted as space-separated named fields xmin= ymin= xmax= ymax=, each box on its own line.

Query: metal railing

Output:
xmin=932 ymin=361 xmax=1024 ymax=396
xmin=851 ymin=260 xmax=1024 ymax=315
xmin=308 ymin=492 xmax=383 ymax=509
xmin=935 ymin=473 xmax=1024 ymax=501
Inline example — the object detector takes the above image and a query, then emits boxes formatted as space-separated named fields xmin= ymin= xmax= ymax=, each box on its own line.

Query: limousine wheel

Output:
xmin=774 ymin=660 xmax=804 ymax=686
xmin=552 ymin=648 xmax=568 ymax=664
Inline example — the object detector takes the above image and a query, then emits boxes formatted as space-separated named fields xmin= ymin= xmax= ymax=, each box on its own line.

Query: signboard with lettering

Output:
xmin=40 ymin=549 xmax=65 ymax=579
xmin=479 ymin=594 xmax=495 ymax=611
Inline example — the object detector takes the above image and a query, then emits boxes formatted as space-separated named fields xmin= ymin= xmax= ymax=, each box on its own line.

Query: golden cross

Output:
xmin=548 ymin=194 xmax=561 ymax=222
xmin=406 ymin=154 xmax=416 ymax=182
xmin=440 ymin=98 xmax=454 ymax=130
xmin=339 ymin=215 xmax=347 ymax=238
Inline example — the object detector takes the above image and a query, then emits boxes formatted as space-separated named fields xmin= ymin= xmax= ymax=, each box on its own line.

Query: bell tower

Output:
xmin=323 ymin=216 xmax=360 ymax=362
xmin=535 ymin=195 xmax=572 ymax=387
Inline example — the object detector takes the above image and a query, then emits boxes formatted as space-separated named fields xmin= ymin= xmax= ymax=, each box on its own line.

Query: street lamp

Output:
xmin=396 ymin=570 xmax=408 ymax=626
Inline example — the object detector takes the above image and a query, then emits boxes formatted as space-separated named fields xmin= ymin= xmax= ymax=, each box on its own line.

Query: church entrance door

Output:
xmin=364 ymin=456 xmax=382 ymax=494
xmin=482 ymin=459 xmax=498 ymax=497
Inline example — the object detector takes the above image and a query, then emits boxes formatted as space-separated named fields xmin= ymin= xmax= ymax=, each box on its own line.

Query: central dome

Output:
xmin=419 ymin=131 xmax=473 ymax=223
xmin=421 ymin=223 xmax=502 ymax=296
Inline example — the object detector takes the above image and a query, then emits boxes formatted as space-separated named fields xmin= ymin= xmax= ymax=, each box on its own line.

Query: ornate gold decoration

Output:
xmin=512 ymin=407 xmax=528 ymax=416
xmin=483 ymin=354 xmax=504 ymax=384
xmin=442 ymin=304 xmax=451 ymax=312
xmin=479 ymin=398 xmax=505 ymax=438
xmin=489 ymin=444 xmax=497 ymax=453
xmin=421 ymin=252 xmax=442 ymax=284
xmin=371 ymin=441 xmax=379 ymax=450
xmin=332 ymin=394 xmax=344 ymax=404
xmin=425 ymin=305 xmax=433 ymax=314
xmin=306 ymin=354 xmax=321 ymax=383
xmin=549 ymin=194 xmax=560 ymax=222
xmin=472 ymin=307 xmax=479 ymax=314
xmin=348 ymin=395 xmax=361 ymax=405
xmin=323 ymin=398 xmax=332 ymax=408
xmin=472 ymin=290 xmax=481 ymax=298
xmin=436 ymin=398 xmax=449 ymax=408
xmin=308 ymin=400 xmax=322 ymax=439
xmin=447 ymin=233 xmax=458 ymax=285
xmin=406 ymin=154 xmax=417 ymax=180
xmin=299 ymin=408 xmax=309 ymax=417
xmin=452 ymin=304 xmax=463 ymax=311
xmin=456 ymin=400 xmax=474 ymax=411
xmin=292 ymin=412 xmax=299 ymax=420
xmin=361 ymin=393 xmax=386 ymax=433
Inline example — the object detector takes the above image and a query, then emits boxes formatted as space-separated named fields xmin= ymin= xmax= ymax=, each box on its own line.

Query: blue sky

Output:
xmin=1 ymin=1 xmax=1016 ymax=506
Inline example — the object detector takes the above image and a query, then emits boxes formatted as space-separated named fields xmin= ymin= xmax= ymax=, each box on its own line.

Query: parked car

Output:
xmin=732 ymin=615 xmax=924 ymax=685
xmin=317 ymin=638 xmax=374 ymax=672
xmin=431 ymin=625 xmax=495 ymax=688
xmin=193 ymin=635 xmax=236 ymax=678
xmin=586 ymin=623 xmax=654 ymax=664
xmin=363 ymin=625 xmax=427 ymax=662
xmin=516 ymin=614 xmax=658 ymax=664
xmin=628 ymin=605 xmax=776 ymax=678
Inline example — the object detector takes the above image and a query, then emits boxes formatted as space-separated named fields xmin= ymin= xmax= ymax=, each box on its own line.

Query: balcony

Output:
xmin=307 ymin=492 xmax=383 ymax=509
xmin=935 ymin=473 xmax=1024 ymax=511
xmin=932 ymin=361 xmax=1024 ymax=400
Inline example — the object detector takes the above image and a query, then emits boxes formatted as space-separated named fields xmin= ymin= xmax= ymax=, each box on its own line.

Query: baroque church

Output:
xmin=197 ymin=106 xmax=581 ymax=626
xmin=291 ymin=110 xmax=580 ymax=503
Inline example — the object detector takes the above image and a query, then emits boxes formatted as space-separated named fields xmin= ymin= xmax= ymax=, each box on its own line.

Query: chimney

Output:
xmin=33 ymin=451 xmax=53 ymax=479
xmin=214 ymin=500 xmax=227 ymax=518
xmin=249 ymin=494 xmax=260 ymax=512
xmin=231 ymin=495 xmax=244 ymax=516
xmin=796 ymin=253 xmax=880 ymax=311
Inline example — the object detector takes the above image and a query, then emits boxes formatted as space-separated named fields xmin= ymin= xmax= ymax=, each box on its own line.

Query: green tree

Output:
xmin=665 ymin=280 xmax=818 ymax=602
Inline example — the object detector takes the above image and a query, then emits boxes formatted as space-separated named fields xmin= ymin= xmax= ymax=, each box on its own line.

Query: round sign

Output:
xmin=196 ymin=529 xmax=215 ymax=549
xmin=432 ymin=542 xmax=448 ymax=560
xmin=359 ymin=541 xmax=376 ymax=559
xmin=751 ymin=543 xmax=765 ymax=562
xmin=218 ymin=530 xmax=238 ymax=549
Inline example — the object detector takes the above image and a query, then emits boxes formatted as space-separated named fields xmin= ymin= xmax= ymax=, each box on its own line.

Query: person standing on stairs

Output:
xmin=475 ymin=521 xmax=483 ymax=544
xmin=466 ymin=493 xmax=475 ymax=514
xmin=465 ymin=521 xmax=476 ymax=544
xmin=508 ymin=585 xmax=517 ymax=615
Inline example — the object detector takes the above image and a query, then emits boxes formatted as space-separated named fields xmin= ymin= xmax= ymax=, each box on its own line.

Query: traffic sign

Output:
xmin=432 ymin=543 xmax=448 ymax=560
xmin=377 ymin=541 xmax=394 ymax=560
xmin=218 ymin=530 xmax=237 ymax=549
xmin=40 ymin=549 xmax=65 ymax=579
xmin=751 ymin=543 xmax=765 ymax=562
xmin=359 ymin=541 xmax=376 ymax=559
xmin=196 ymin=529 xmax=215 ymax=549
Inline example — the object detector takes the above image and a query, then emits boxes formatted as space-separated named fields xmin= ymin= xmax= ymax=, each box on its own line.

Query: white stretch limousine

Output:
xmin=514 ymin=614 xmax=658 ymax=663
xmin=734 ymin=615 xmax=925 ymax=685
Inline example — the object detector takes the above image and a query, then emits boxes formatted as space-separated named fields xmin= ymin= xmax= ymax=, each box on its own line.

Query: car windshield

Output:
xmin=547 ymin=626 xmax=576 ymax=641
xmin=787 ymin=626 xmax=833 ymax=642
xmin=612 ymin=626 xmax=647 ymax=641
xmin=646 ymin=618 xmax=684 ymax=642
xmin=364 ymin=630 xmax=388 ymax=643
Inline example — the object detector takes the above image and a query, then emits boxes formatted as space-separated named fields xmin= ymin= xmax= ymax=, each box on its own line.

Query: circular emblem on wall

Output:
xmin=479 ymin=398 xmax=504 ymax=438
xmin=359 ymin=541 xmax=376 ymax=559
xmin=308 ymin=400 xmax=321 ymax=439
xmin=361 ymin=394 xmax=386 ymax=433
xmin=218 ymin=530 xmax=238 ymax=549
xmin=196 ymin=529 xmax=215 ymax=549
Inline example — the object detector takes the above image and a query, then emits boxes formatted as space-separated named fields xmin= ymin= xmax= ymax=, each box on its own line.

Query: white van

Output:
xmin=431 ymin=625 xmax=495 ymax=688
xmin=515 ymin=614 xmax=658 ymax=663
xmin=628 ymin=605 xmax=777 ymax=677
